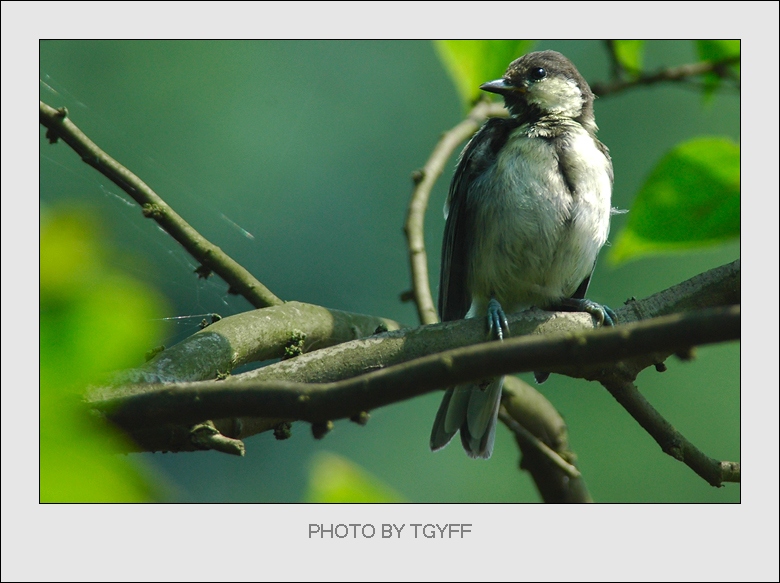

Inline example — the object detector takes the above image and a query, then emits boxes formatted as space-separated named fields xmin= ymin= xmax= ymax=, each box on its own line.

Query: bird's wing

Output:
xmin=439 ymin=117 xmax=513 ymax=322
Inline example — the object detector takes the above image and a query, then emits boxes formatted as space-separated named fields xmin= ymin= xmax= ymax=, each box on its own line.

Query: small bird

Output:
xmin=429 ymin=51 xmax=616 ymax=459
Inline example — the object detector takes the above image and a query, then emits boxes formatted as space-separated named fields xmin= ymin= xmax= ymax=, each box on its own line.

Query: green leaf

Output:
xmin=696 ymin=39 xmax=740 ymax=63
xmin=434 ymin=40 xmax=536 ymax=107
xmin=304 ymin=452 xmax=406 ymax=503
xmin=40 ymin=208 xmax=168 ymax=502
xmin=612 ymin=40 xmax=645 ymax=75
xmin=695 ymin=40 xmax=740 ymax=96
xmin=610 ymin=137 xmax=740 ymax=264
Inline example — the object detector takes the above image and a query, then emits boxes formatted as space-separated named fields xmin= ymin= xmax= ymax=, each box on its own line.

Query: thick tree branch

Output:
xmin=500 ymin=377 xmax=592 ymax=503
xmin=233 ymin=260 xmax=740 ymax=387
xmin=94 ymin=303 xmax=740 ymax=487
xmin=94 ymin=305 xmax=739 ymax=431
xmin=103 ymin=301 xmax=402 ymax=388
xmin=88 ymin=260 xmax=738 ymax=454
xmin=39 ymin=100 xmax=283 ymax=309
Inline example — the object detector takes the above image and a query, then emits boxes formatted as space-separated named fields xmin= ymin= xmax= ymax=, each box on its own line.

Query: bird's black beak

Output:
xmin=480 ymin=78 xmax=521 ymax=96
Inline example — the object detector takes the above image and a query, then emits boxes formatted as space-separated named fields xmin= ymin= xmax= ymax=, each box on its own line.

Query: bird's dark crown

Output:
xmin=482 ymin=50 xmax=596 ymax=131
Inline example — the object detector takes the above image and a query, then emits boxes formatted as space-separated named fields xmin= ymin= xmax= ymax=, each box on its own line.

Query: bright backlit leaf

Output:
xmin=40 ymin=208 xmax=168 ymax=502
xmin=612 ymin=40 xmax=645 ymax=75
xmin=305 ymin=452 xmax=405 ymax=503
xmin=610 ymin=137 xmax=740 ymax=264
xmin=696 ymin=40 xmax=740 ymax=96
xmin=434 ymin=40 xmax=536 ymax=107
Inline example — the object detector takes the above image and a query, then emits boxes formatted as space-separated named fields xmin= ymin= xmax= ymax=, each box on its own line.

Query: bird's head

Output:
xmin=481 ymin=50 xmax=596 ymax=131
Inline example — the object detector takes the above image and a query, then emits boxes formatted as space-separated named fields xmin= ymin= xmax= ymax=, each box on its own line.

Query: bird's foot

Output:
xmin=487 ymin=298 xmax=510 ymax=341
xmin=555 ymin=297 xmax=617 ymax=326
xmin=534 ymin=298 xmax=616 ymax=384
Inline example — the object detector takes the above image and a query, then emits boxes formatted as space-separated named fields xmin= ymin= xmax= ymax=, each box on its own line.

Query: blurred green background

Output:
xmin=39 ymin=40 xmax=739 ymax=502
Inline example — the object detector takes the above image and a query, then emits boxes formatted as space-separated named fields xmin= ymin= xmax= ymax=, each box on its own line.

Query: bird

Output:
xmin=429 ymin=50 xmax=616 ymax=459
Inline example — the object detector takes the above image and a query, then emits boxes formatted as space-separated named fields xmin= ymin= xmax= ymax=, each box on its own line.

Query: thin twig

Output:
xmin=497 ymin=409 xmax=581 ymax=479
xmin=190 ymin=421 xmax=246 ymax=456
xmin=600 ymin=376 xmax=740 ymax=487
xmin=403 ymin=99 xmax=505 ymax=325
xmin=39 ymin=100 xmax=283 ymax=309
xmin=592 ymin=55 xmax=740 ymax=96
xmin=604 ymin=40 xmax=625 ymax=80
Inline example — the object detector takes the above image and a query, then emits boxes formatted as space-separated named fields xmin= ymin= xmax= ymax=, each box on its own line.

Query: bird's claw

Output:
xmin=487 ymin=298 xmax=510 ymax=341
xmin=584 ymin=300 xmax=617 ymax=326
xmin=603 ymin=304 xmax=618 ymax=327
xmin=557 ymin=297 xmax=617 ymax=326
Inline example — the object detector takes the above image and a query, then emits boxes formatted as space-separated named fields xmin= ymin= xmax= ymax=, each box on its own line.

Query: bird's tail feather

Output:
xmin=430 ymin=378 xmax=504 ymax=459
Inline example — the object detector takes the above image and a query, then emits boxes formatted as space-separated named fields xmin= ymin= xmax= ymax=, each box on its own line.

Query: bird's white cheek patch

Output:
xmin=528 ymin=77 xmax=583 ymax=118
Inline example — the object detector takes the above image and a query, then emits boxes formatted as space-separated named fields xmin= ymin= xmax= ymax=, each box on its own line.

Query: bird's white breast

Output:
xmin=466 ymin=122 xmax=612 ymax=314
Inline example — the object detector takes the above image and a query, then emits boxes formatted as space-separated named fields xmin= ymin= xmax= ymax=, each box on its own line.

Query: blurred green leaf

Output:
xmin=612 ymin=40 xmax=645 ymax=75
xmin=610 ymin=137 xmax=740 ymax=264
xmin=305 ymin=452 xmax=405 ymax=502
xmin=696 ymin=40 xmax=740 ymax=63
xmin=40 ymin=208 xmax=168 ymax=502
xmin=434 ymin=40 xmax=536 ymax=107
xmin=696 ymin=40 xmax=740 ymax=96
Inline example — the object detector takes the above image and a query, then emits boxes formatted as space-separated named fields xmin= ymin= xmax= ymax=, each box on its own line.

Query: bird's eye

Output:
xmin=529 ymin=67 xmax=547 ymax=81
